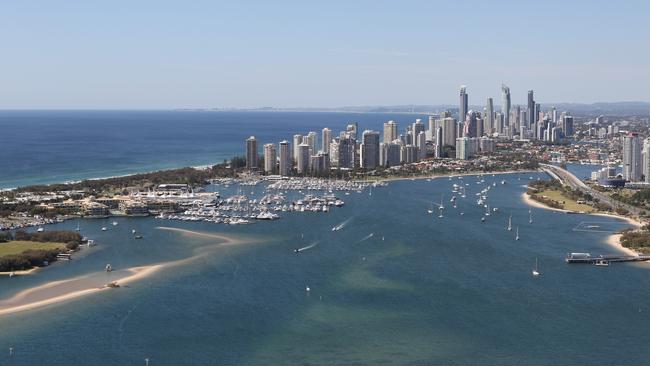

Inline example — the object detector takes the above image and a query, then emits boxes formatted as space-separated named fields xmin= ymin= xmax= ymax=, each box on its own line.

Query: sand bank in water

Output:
xmin=0 ymin=265 xmax=162 ymax=316
xmin=0 ymin=228 xmax=249 ymax=316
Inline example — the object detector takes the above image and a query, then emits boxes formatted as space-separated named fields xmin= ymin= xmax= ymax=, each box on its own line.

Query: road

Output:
xmin=540 ymin=163 xmax=644 ymax=217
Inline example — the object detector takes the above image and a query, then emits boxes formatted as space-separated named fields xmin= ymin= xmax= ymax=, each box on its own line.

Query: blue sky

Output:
xmin=1 ymin=0 xmax=648 ymax=108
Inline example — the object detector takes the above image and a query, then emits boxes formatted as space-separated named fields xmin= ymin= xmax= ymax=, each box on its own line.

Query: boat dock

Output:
xmin=565 ymin=252 xmax=650 ymax=264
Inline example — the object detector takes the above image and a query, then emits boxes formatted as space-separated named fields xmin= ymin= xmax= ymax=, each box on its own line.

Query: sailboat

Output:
xmin=438 ymin=207 xmax=444 ymax=218
xmin=515 ymin=227 xmax=519 ymax=241
xmin=76 ymin=221 xmax=81 ymax=231
xmin=532 ymin=258 xmax=541 ymax=277
xmin=529 ymin=211 xmax=533 ymax=224
xmin=507 ymin=214 xmax=512 ymax=231
xmin=427 ymin=203 xmax=434 ymax=214
xmin=439 ymin=194 xmax=445 ymax=210
xmin=485 ymin=205 xmax=490 ymax=216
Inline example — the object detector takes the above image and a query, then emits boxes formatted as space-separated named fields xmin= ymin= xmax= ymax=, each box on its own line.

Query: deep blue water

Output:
xmin=0 ymin=110 xmax=426 ymax=188
xmin=1 ymin=173 xmax=649 ymax=365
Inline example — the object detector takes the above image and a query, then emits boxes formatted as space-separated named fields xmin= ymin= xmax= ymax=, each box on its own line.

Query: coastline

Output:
xmin=365 ymin=169 xmax=536 ymax=184
xmin=521 ymin=192 xmax=645 ymax=256
xmin=0 ymin=265 xmax=163 ymax=316
xmin=0 ymin=228 xmax=249 ymax=316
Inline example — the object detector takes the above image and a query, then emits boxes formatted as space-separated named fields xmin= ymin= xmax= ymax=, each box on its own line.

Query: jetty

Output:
xmin=565 ymin=252 xmax=650 ymax=264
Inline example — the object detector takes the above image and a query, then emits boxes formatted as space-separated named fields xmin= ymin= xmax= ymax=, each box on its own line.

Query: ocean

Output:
xmin=0 ymin=111 xmax=648 ymax=365
xmin=0 ymin=110 xmax=427 ymax=188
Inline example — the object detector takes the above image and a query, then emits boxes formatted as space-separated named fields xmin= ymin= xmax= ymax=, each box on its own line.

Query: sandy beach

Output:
xmin=0 ymin=228 xmax=250 ymax=316
xmin=0 ymin=265 xmax=162 ymax=316
xmin=522 ymin=192 xmax=647 ymax=259
xmin=0 ymin=267 xmax=40 ymax=277
xmin=521 ymin=192 xmax=571 ymax=213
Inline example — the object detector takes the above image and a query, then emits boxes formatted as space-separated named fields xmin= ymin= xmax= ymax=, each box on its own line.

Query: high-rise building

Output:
xmin=527 ymin=90 xmax=535 ymax=129
xmin=459 ymin=85 xmax=468 ymax=122
xmin=501 ymin=84 xmax=511 ymax=136
xmin=400 ymin=145 xmax=418 ymax=164
xmin=623 ymin=133 xmax=642 ymax=182
xmin=337 ymin=135 xmax=355 ymax=169
xmin=495 ymin=112 xmax=504 ymax=134
xmin=412 ymin=119 xmax=425 ymax=142
xmin=263 ymin=143 xmax=276 ymax=174
xmin=246 ymin=136 xmax=258 ymax=170
xmin=416 ymin=131 xmax=427 ymax=160
xmin=310 ymin=153 xmax=329 ymax=175
xmin=441 ymin=117 xmax=457 ymax=147
xmin=305 ymin=131 xmax=317 ymax=155
xmin=562 ymin=116 xmax=574 ymax=137
xmin=456 ymin=137 xmax=470 ymax=160
xmin=360 ymin=130 xmax=380 ymax=169
xmin=292 ymin=134 xmax=302 ymax=164
xmin=485 ymin=97 xmax=494 ymax=134
xmin=435 ymin=127 xmax=443 ymax=158
xmin=296 ymin=143 xmax=310 ymax=174
xmin=278 ymin=140 xmax=290 ymax=176
xmin=463 ymin=110 xmax=477 ymax=138
xmin=427 ymin=116 xmax=436 ymax=141
xmin=385 ymin=142 xmax=401 ymax=166
xmin=346 ymin=123 xmax=358 ymax=140
xmin=383 ymin=120 xmax=398 ymax=143
xmin=644 ymin=138 xmax=650 ymax=183
xmin=322 ymin=128 xmax=331 ymax=153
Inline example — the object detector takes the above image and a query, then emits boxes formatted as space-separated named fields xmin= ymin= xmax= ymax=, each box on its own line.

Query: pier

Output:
xmin=565 ymin=252 xmax=650 ymax=264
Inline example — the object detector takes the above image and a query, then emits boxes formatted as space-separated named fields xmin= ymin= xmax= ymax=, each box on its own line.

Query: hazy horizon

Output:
xmin=1 ymin=0 xmax=649 ymax=109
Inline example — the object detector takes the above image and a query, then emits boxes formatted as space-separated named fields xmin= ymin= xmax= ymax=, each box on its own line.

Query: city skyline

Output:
xmin=1 ymin=0 xmax=649 ymax=109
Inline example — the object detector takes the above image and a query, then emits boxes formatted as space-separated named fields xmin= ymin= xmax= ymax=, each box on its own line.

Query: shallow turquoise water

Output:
xmin=1 ymin=172 xmax=648 ymax=365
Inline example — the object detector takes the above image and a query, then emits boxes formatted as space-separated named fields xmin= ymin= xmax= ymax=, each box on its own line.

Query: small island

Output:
xmin=0 ymin=230 xmax=83 ymax=275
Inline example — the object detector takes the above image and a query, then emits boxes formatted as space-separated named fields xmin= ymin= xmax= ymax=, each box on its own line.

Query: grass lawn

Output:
xmin=0 ymin=241 xmax=65 ymax=257
xmin=538 ymin=189 xmax=596 ymax=212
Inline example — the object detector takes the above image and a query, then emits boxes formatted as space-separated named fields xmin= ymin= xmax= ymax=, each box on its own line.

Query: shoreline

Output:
xmin=521 ymin=192 xmax=645 ymax=256
xmin=0 ymin=229 xmax=249 ymax=316
xmin=364 ymin=169 xmax=536 ymax=184
xmin=0 ymin=265 xmax=163 ymax=316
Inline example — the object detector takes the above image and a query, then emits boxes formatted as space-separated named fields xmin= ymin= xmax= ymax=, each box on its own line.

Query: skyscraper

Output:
xmin=562 ymin=116 xmax=574 ymax=137
xmin=435 ymin=127 xmax=443 ymax=158
xmin=527 ymin=90 xmax=535 ymax=129
xmin=459 ymin=85 xmax=468 ymax=122
xmin=278 ymin=140 xmax=290 ymax=176
xmin=412 ymin=119 xmax=425 ymax=145
xmin=441 ymin=117 xmax=457 ymax=147
xmin=623 ymin=133 xmax=642 ymax=182
xmin=416 ymin=131 xmax=426 ymax=160
xmin=360 ymin=130 xmax=380 ymax=169
xmin=296 ymin=143 xmax=310 ymax=174
xmin=292 ymin=134 xmax=302 ymax=164
xmin=322 ymin=128 xmax=331 ymax=153
xmin=305 ymin=131 xmax=317 ymax=155
xmin=501 ymin=84 xmax=511 ymax=136
xmin=463 ymin=110 xmax=477 ymax=138
xmin=246 ymin=136 xmax=258 ymax=170
xmin=337 ymin=134 xmax=355 ymax=169
xmin=383 ymin=120 xmax=398 ymax=143
xmin=485 ymin=97 xmax=494 ymax=134
xmin=263 ymin=143 xmax=276 ymax=174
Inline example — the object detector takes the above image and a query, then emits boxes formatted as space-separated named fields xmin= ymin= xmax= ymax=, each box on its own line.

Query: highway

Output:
xmin=540 ymin=163 xmax=644 ymax=218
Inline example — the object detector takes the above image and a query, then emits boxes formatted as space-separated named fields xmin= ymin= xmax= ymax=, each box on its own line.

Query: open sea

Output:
xmin=0 ymin=111 xmax=648 ymax=365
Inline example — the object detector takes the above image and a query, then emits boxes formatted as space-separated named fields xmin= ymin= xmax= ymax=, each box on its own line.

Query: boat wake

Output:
xmin=332 ymin=217 xmax=353 ymax=232
xmin=295 ymin=241 xmax=319 ymax=253
xmin=356 ymin=233 xmax=374 ymax=243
